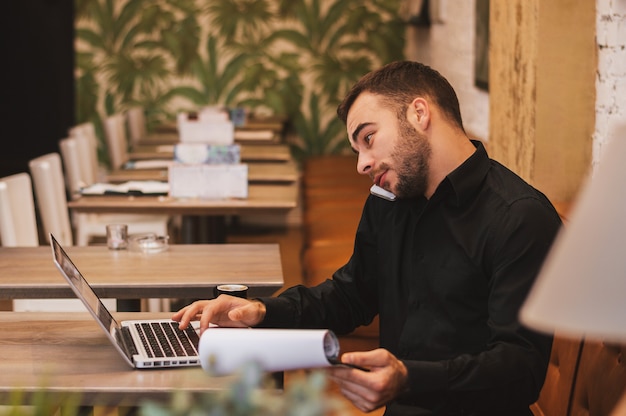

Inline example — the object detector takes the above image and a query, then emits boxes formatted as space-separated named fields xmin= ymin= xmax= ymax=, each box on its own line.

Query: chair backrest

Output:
xmin=60 ymin=133 xmax=101 ymax=197
xmin=103 ymin=114 xmax=129 ymax=170
xmin=59 ymin=137 xmax=84 ymax=198
xmin=69 ymin=122 xmax=100 ymax=183
xmin=0 ymin=173 xmax=39 ymax=247
xmin=126 ymin=106 xmax=147 ymax=146
xmin=68 ymin=121 xmax=97 ymax=141
xmin=568 ymin=339 xmax=626 ymax=416
xmin=28 ymin=153 xmax=73 ymax=245
xmin=529 ymin=334 xmax=584 ymax=416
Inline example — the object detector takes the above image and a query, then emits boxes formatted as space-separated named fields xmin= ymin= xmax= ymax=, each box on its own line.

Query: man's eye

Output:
xmin=364 ymin=133 xmax=373 ymax=145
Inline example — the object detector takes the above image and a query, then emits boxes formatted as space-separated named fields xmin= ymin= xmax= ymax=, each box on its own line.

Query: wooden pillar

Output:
xmin=489 ymin=0 xmax=595 ymax=203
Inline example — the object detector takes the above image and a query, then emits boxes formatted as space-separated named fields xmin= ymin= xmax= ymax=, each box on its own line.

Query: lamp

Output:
xmin=520 ymin=123 xmax=626 ymax=415
xmin=520 ymin=124 xmax=626 ymax=341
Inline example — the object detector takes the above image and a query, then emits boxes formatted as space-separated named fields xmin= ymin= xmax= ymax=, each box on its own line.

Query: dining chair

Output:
xmin=103 ymin=113 xmax=130 ymax=170
xmin=59 ymin=135 xmax=172 ymax=312
xmin=1 ymin=170 xmax=106 ymax=311
xmin=28 ymin=152 xmax=73 ymax=246
xmin=68 ymin=121 xmax=101 ymax=183
xmin=59 ymin=136 xmax=85 ymax=198
xmin=127 ymin=106 xmax=179 ymax=146
xmin=126 ymin=106 xmax=147 ymax=147
xmin=0 ymin=172 xmax=39 ymax=247
xmin=59 ymin=135 xmax=171 ymax=246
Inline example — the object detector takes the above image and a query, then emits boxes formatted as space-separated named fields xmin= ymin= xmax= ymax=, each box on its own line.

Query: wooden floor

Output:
xmin=227 ymin=222 xmax=385 ymax=416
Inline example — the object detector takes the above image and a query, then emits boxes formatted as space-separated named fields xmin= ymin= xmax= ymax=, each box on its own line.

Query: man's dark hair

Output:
xmin=337 ymin=61 xmax=464 ymax=131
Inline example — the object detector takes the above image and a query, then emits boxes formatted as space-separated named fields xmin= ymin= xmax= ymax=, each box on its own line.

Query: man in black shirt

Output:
xmin=174 ymin=61 xmax=562 ymax=415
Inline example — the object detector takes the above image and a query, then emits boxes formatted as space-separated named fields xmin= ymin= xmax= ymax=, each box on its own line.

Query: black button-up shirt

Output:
xmin=260 ymin=141 xmax=562 ymax=415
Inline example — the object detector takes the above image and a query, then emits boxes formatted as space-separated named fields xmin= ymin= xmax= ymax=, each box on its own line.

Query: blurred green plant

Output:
xmin=0 ymin=363 xmax=346 ymax=416
xmin=141 ymin=363 xmax=346 ymax=416
xmin=0 ymin=388 xmax=83 ymax=416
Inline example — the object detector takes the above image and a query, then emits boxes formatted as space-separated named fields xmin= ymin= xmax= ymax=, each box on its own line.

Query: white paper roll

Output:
xmin=198 ymin=328 xmax=340 ymax=376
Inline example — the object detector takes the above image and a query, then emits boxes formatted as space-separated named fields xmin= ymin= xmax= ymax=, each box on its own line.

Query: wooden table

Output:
xmin=0 ymin=244 xmax=283 ymax=300
xmin=68 ymin=183 xmax=299 ymax=243
xmin=131 ymin=143 xmax=293 ymax=162
xmin=133 ymin=131 xmax=179 ymax=145
xmin=138 ymin=116 xmax=286 ymax=147
xmin=68 ymin=184 xmax=298 ymax=217
xmin=106 ymin=161 xmax=300 ymax=184
xmin=0 ymin=312 xmax=281 ymax=407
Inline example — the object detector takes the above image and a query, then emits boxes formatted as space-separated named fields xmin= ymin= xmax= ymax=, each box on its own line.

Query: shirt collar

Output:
xmin=439 ymin=140 xmax=490 ymax=207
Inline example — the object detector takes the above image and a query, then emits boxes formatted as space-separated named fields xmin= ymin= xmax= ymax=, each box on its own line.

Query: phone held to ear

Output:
xmin=370 ymin=184 xmax=396 ymax=201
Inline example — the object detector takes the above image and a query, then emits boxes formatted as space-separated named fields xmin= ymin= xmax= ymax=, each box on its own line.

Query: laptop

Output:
xmin=49 ymin=233 xmax=201 ymax=369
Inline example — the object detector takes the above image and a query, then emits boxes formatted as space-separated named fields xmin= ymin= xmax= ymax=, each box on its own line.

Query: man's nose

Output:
xmin=357 ymin=152 xmax=372 ymax=175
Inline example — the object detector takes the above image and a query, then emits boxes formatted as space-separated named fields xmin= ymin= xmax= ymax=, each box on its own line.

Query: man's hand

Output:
xmin=171 ymin=295 xmax=266 ymax=334
xmin=327 ymin=348 xmax=408 ymax=413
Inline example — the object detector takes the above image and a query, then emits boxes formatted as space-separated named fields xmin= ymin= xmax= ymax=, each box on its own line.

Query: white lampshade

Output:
xmin=520 ymin=123 xmax=626 ymax=342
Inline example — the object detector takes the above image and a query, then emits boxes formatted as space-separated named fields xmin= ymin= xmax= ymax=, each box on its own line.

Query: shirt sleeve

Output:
xmin=257 ymin=197 xmax=381 ymax=333
xmin=257 ymin=260 xmax=379 ymax=333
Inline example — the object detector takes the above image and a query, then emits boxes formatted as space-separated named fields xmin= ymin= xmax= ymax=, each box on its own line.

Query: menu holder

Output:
xmin=174 ymin=144 xmax=240 ymax=164
xmin=177 ymin=111 xmax=234 ymax=145
xmin=168 ymin=163 xmax=248 ymax=199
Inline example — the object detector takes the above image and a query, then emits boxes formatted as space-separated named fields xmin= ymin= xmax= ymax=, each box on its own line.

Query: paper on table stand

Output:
xmin=174 ymin=144 xmax=241 ymax=164
xmin=177 ymin=112 xmax=234 ymax=145
xmin=198 ymin=328 xmax=340 ymax=376
xmin=168 ymin=163 xmax=248 ymax=199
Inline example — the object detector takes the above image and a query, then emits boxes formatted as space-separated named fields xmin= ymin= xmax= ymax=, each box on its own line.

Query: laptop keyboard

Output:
xmin=134 ymin=321 xmax=199 ymax=358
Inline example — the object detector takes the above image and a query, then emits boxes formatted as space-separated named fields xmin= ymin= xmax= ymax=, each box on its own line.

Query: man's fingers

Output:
xmin=172 ymin=301 xmax=208 ymax=329
xmin=172 ymin=297 xmax=265 ymax=331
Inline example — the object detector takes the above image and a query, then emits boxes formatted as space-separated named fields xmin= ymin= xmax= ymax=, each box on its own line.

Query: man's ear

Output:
xmin=406 ymin=97 xmax=430 ymax=131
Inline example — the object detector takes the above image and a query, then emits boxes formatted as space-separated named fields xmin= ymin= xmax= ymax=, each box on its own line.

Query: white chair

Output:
xmin=59 ymin=136 xmax=85 ymax=198
xmin=28 ymin=152 xmax=73 ymax=246
xmin=68 ymin=121 xmax=101 ymax=183
xmin=126 ymin=106 xmax=179 ymax=146
xmin=127 ymin=106 xmax=147 ymax=147
xmin=104 ymin=113 xmax=176 ymax=171
xmin=59 ymin=135 xmax=171 ymax=312
xmin=59 ymin=135 xmax=171 ymax=246
xmin=103 ymin=113 xmax=130 ymax=170
xmin=1 ymin=169 xmax=106 ymax=312
xmin=0 ymin=173 xmax=39 ymax=247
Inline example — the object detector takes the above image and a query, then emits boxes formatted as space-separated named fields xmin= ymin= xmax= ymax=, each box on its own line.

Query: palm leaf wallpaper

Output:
xmin=74 ymin=0 xmax=405 ymax=162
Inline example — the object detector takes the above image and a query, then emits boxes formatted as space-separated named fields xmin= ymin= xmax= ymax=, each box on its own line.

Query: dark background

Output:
xmin=1 ymin=1 xmax=74 ymax=178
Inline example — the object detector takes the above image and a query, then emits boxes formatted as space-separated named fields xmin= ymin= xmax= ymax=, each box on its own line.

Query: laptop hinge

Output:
xmin=115 ymin=326 xmax=138 ymax=359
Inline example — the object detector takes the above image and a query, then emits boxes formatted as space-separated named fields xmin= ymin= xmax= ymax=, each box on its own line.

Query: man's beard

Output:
xmin=388 ymin=117 xmax=431 ymax=198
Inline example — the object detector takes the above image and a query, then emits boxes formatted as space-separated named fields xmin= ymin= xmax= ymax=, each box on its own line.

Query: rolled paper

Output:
xmin=198 ymin=328 xmax=340 ymax=376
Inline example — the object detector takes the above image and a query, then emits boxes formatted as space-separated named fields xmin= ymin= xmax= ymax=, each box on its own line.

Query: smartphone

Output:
xmin=370 ymin=184 xmax=396 ymax=201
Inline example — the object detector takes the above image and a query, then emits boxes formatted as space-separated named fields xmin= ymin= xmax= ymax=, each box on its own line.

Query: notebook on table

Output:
xmin=49 ymin=233 xmax=200 ymax=369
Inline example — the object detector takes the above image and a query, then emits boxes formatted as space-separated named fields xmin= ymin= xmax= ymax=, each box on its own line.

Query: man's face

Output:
xmin=347 ymin=92 xmax=431 ymax=198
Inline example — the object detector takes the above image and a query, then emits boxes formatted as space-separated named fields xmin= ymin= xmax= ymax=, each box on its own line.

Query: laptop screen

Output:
xmin=50 ymin=234 xmax=119 ymax=336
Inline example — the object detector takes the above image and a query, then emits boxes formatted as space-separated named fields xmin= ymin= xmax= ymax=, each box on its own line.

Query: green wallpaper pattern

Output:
xmin=74 ymin=0 xmax=405 ymax=161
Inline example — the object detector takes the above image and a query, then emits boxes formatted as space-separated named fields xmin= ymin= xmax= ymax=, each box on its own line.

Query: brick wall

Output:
xmin=594 ymin=0 xmax=626 ymax=169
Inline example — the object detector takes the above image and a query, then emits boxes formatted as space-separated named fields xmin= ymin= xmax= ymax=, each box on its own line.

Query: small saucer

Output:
xmin=128 ymin=233 xmax=169 ymax=254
